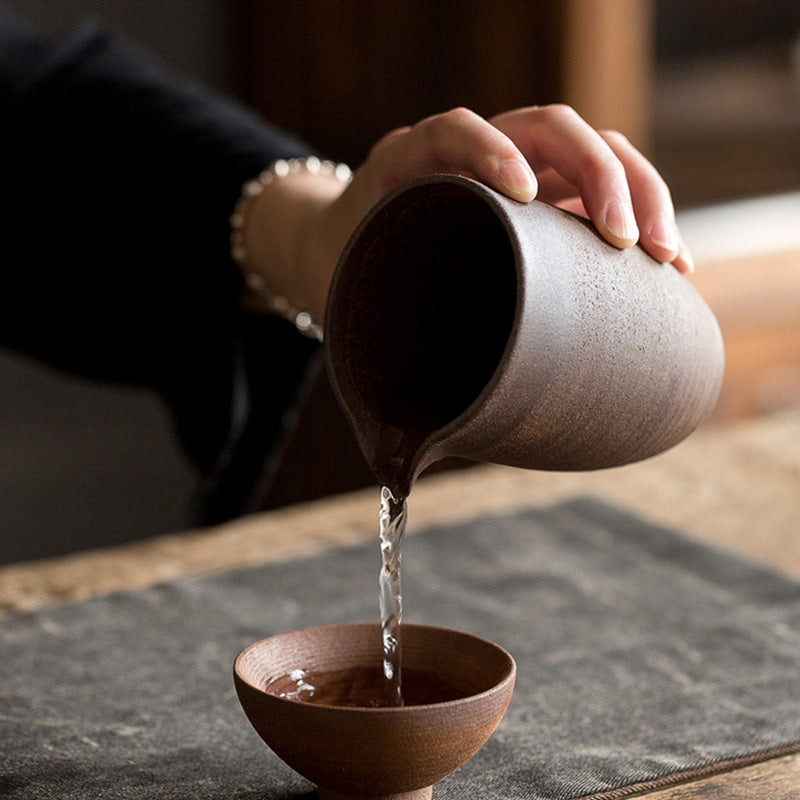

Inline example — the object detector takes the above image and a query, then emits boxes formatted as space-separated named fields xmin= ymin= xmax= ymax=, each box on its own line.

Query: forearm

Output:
xmin=0 ymin=12 xmax=328 ymax=486
xmin=1 ymin=15 xmax=313 ymax=379
xmin=236 ymin=163 xmax=349 ymax=325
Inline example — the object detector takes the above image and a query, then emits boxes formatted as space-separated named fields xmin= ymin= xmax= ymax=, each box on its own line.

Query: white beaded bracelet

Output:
xmin=230 ymin=156 xmax=352 ymax=341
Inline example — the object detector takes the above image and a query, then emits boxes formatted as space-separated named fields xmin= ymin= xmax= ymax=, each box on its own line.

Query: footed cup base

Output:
xmin=317 ymin=787 xmax=433 ymax=800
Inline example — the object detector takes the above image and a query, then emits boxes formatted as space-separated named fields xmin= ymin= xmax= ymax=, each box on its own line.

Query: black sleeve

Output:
xmin=0 ymin=9 xmax=324 ymax=523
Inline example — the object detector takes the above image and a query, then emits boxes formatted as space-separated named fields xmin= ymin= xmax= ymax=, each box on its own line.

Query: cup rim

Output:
xmin=234 ymin=621 xmax=516 ymax=713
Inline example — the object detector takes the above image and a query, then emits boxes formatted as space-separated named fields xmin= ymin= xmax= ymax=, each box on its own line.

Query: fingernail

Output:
xmin=497 ymin=159 xmax=536 ymax=199
xmin=604 ymin=199 xmax=638 ymax=244
xmin=679 ymin=243 xmax=695 ymax=273
xmin=649 ymin=214 xmax=679 ymax=254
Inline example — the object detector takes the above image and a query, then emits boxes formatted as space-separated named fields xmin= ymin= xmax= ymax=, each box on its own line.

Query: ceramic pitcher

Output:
xmin=325 ymin=174 xmax=724 ymax=499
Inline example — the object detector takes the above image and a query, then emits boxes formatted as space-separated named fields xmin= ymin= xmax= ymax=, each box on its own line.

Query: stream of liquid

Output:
xmin=267 ymin=485 xmax=410 ymax=708
xmin=379 ymin=485 xmax=408 ymax=706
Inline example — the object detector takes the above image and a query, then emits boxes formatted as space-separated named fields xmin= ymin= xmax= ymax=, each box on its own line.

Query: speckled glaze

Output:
xmin=234 ymin=623 xmax=515 ymax=800
xmin=325 ymin=175 xmax=725 ymax=498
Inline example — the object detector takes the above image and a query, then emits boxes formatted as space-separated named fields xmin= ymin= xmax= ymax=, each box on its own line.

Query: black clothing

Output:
xmin=1 ymin=9 xmax=322 ymax=523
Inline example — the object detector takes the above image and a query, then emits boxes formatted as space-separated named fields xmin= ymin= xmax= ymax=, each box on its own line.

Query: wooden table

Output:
xmin=1 ymin=409 xmax=798 ymax=798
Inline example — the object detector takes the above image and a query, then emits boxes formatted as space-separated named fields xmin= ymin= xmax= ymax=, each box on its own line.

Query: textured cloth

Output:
xmin=2 ymin=497 xmax=800 ymax=799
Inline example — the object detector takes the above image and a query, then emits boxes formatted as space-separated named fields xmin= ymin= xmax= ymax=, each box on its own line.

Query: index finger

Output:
xmin=365 ymin=107 xmax=539 ymax=203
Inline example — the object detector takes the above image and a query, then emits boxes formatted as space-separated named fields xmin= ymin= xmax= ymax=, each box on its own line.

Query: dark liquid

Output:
xmin=267 ymin=666 xmax=467 ymax=708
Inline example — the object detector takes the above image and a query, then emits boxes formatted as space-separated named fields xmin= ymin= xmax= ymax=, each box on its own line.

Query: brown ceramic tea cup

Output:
xmin=325 ymin=174 xmax=725 ymax=498
xmin=233 ymin=622 xmax=516 ymax=800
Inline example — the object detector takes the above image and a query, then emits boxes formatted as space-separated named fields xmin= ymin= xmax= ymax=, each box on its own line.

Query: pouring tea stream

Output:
xmin=324 ymin=174 xmax=723 ymax=706
xmin=233 ymin=175 xmax=724 ymax=798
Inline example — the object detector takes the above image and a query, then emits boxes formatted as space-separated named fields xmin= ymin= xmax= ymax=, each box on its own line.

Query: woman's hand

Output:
xmin=345 ymin=105 xmax=692 ymax=271
xmin=243 ymin=105 xmax=692 ymax=325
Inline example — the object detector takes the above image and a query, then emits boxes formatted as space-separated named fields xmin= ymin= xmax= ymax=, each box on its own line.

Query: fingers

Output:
xmin=600 ymin=130 xmax=693 ymax=273
xmin=491 ymin=105 xmax=640 ymax=249
xmin=672 ymin=230 xmax=695 ymax=275
xmin=364 ymin=107 xmax=538 ymax=204
xmin=357 ymin=104 xmax=692 ymax=272
xmin=491 ymin=106 xmax=692 ymax=271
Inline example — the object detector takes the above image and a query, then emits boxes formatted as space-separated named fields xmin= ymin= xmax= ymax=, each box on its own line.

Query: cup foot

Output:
xmin=317 ymin=787 xmax=433 ymax=800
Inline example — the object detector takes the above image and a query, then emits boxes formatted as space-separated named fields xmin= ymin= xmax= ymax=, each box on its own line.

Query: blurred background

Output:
xmin=2 ymin=0 xmax=799 ymax=564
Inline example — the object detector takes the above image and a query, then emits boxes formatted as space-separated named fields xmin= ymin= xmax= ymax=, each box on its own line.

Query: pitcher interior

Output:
xmin=328 ymin=182 xmax=518 ymax=447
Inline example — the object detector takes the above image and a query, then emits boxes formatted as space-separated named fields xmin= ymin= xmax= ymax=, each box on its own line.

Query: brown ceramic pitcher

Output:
xmin=325 ymin=174 xmax=724 ymax=499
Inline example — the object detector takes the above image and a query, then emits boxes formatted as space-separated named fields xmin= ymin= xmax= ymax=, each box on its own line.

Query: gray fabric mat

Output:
xmin=2 ymin=497 xmax=800 ymax=799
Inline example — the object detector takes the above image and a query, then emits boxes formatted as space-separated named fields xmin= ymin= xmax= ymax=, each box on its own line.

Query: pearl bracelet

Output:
xmin=230 ymin=156 xmax=352 ymax=341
